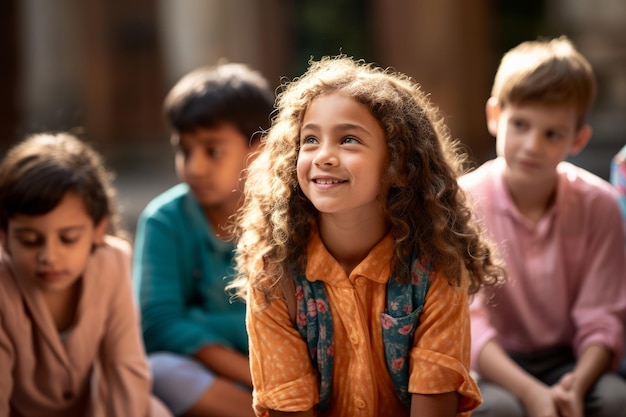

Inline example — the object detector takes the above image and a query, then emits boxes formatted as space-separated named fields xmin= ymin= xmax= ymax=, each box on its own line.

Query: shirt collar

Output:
xmin=492 ymin=157 xmax=561 ymax=230
xmin=305 ymin=224 xmax=393 ymax=286
xmin=183 ymin=187 xmax=233 ymax=255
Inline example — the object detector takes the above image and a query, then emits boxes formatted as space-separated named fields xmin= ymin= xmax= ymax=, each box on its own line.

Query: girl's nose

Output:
xmin=312 ymin=144 xmax=339 ymax=167
xmin=38 ymin=242 xmax=57 ymax=264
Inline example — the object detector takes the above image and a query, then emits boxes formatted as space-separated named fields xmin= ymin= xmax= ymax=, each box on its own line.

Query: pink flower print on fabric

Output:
xmin=296 ymin=311 xmax=307 ymax=327
xmin=307 ymin=298 xmax=317 ymax=317
xmin=399 ymin=324 xmax=414 ymax=335
xmin=296 ymin=286 xmax=305 ymax=301
xmin=320 ymin=324 xmax=327 ymax=340
xmin=316 ymin=298 xmax=328 ymax=313
xmin=381 ymin=314 xmax=398 ymax=329
xmin=391 ymin=357 xmax=406 ymax=371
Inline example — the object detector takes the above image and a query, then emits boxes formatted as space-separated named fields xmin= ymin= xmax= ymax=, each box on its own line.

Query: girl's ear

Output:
xmin=485 ymin=97 xmax=501 ymax=137
xmin=93 ymin=219 xmax=108 ymax=246
xmin=569 ymin=124 xmax=592 ymax=156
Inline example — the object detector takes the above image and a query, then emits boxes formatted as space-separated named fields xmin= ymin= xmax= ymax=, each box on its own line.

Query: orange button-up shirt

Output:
xmin=246 ymin=229 xmax=481 ymax=417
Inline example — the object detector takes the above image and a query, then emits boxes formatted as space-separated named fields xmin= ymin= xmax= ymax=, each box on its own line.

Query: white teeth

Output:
xmin=315 ymin=178 xmax=343 ymax=185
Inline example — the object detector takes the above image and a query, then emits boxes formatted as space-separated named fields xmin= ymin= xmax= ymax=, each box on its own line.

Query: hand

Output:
xmin=520 ymin=382 xmax=560 ymax=417
xmin=551 ymin=372 xmax=584 ymax=417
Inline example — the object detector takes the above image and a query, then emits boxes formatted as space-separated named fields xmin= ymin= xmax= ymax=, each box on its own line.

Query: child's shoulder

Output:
xmin=557 ymin=161 xmax=622 ymax=223
xmin=139 ymin=183 xmax=204 ymax=228
xmin=459 ymin=158 xmax=502 ymax=195
xmin=86 ymin=235 xmax=132 ymax=289
xmin=143 ymin=183 xmax=191 ymax=214
xmin=558 ymin=161 xmax=619 ymax=200
xmin=102 ymin=234 xmax=132 ymax=257
xmin=0 ymin=250 xmax=19 ymax=300
xmin=92 ymin=235 xmax=132 ymax=271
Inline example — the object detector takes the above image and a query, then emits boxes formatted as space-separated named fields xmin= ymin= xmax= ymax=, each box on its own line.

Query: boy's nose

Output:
xmin=525 ymin=132 xmax=543 ymax=153
xmin=186 ymin=150 xmax=211 ymax=176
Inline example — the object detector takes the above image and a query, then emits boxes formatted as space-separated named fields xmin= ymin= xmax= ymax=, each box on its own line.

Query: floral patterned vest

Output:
xmin=288 ymin=255 xmax=431 ymax=411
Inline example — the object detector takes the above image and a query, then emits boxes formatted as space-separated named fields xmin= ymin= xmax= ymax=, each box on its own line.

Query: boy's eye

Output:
xmin=205 ymin=147 xmax=223 ymax=158
xmin=342 ymin=136 xmax=359 ymax=144
xmin=546 ymin=130 xmax=563 ymax=141
xmin=511 ymin=119 xmax=528 ymax=130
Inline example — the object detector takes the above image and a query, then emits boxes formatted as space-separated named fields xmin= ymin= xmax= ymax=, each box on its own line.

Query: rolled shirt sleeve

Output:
xmin=409 ymin=269 xmax=482 ymax=415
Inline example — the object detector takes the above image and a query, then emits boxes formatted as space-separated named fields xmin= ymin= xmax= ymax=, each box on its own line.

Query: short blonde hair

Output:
xmin=491 ymin=36 xmax=596 ymax=128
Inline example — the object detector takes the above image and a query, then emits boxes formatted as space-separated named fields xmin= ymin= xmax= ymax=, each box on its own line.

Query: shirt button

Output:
xmin=350 ymin=331 xmax=359 ymax=344
xmin=355 ymin=397 xmax=366 ymax=409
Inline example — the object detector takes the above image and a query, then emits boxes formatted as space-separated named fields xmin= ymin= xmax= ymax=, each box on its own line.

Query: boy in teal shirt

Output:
xmin=133 ymin=62 xmax=274 ymax=417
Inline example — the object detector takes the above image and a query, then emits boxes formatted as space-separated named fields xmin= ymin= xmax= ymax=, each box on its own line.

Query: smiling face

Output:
xmin=487 ymin=99 xmax=591 ymax=190
xmin=174 ymin=124 xmax=256 ymax=215
xmin=1 ymin=191 xmax=106 ymax=293
xmin=296 ymin=92 xmax=389 ymax=221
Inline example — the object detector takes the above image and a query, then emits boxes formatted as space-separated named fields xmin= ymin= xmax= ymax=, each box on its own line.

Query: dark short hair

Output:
xmin=0 ymin=133 xmax=120 ymax=234
xmin=163 ymin=62 xmax=275 ymax=145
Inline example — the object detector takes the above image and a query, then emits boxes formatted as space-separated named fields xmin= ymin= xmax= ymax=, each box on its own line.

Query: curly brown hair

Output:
xmin=228 ymin=56 xmax=504 ymax=303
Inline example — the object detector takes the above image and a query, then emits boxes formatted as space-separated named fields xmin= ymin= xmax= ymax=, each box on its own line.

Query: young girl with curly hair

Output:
xmin=228 ymin=56 xmax=504 ymax=417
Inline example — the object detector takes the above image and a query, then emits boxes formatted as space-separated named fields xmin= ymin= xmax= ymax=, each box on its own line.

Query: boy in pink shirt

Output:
xmin=461 ymin=36 xmax=626 ymax=417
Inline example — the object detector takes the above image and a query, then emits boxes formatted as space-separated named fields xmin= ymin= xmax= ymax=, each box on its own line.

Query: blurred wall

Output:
xmin=549 ymin=0 xmax=626 ymax=178
xmin=2 ymin=0 xmax=625 ymax=232
xmin=371 ymin=0 xmax=495 ymax=163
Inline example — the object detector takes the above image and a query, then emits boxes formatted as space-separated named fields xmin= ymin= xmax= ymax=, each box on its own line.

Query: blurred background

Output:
xmin=1 ymin=0 xmax=625 ymax=235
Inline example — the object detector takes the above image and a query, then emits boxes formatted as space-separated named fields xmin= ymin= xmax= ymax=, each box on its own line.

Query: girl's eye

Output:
xmin=61 ymin=236 xmax=80 ymax=245
xmin=301 ymin=136 xmax=318 ymax=145
xmin=15 ymin=232 xmax=42 ymax=247
xmin=18 ymin=238 xmax=42 ymax=248
xmin=342 ymin=136 xmax=359 ymax=144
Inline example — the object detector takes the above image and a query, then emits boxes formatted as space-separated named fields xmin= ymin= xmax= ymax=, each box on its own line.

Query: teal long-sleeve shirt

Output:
xmin=132 ymin=183 xmax=247 ymax=356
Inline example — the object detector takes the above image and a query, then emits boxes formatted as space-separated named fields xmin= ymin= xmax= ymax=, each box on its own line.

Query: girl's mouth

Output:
xmin=314 ymin=178 xmax=346 ymax=185
xmin=37 ymin=271 xmax=65 ymax=282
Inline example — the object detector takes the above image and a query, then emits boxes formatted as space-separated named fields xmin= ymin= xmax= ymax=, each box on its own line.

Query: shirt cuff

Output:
xmin=254 ymin=373 xmax=319 ymax=414
xmin=409 ymin=348 xmax=482 ymax=413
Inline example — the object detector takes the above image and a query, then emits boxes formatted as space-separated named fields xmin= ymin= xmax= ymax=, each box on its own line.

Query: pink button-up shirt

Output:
xmin=460 ymin=157 xmax=626 ymax=372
